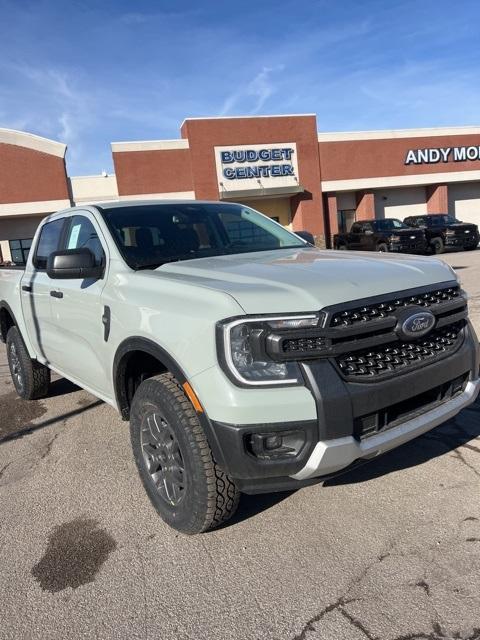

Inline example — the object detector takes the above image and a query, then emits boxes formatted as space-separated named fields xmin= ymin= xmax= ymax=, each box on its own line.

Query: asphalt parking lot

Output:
xmin=1 ymin=249 xmax=479 ymax=640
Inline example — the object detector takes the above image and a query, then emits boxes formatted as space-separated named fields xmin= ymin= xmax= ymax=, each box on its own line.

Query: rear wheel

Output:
xmin=376 ymin=243 xmax=389 ymax=252
xmin=337 ymin=243 xmax=347 ymax=251
xmin=6 ymin=326 xmax=50 ymax=400
xmin=130 ymin=373 xmax=240 ymax=534
xmin=431 ymin=237 xmax=445 ymax=254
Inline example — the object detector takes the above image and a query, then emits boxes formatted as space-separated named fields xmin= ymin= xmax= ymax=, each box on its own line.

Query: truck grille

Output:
xmin=330 ymin=286 xmax=460 ymax=327
xmin=336 ymin=322 xmax=464 ymax=379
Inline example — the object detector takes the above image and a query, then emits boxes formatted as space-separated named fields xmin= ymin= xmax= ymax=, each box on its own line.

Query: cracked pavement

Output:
xmin=0 ymin=250 xmax=480 ymax=640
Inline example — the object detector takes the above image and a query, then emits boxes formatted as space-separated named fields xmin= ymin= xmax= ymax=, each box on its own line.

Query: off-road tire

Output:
xmin=431 ymin=237 xmax=445 ymax=254
xmin=130 ymin=373 xmax=240 ymax=534
xmin=6 ymin=326 xmax=50 ymax=400
xmin=376 ymin=242 xmax=389 ymax=252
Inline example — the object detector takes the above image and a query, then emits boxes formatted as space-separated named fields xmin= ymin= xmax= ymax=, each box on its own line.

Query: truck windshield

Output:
xmin=100 ymin=203 xmax=307 ymax=270
xmin=374 ymin=219 xmax=408 ymax=231
xmin=430 ymin=215 xmax=457 ymax=225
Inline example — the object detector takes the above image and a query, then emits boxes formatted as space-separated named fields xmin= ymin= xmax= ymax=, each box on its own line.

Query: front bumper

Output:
xmin=207 ymin=322 xmax=479 ymax=494
xmin=445 ymin=235 xmax=479 ymax=248
xmin=291 ymin=378 xmax=479 ymax=480
xmin=389 ymin=239 xmax=428 ymax=253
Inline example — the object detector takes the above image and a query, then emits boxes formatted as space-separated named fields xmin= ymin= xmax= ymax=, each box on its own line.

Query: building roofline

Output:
xmin=111 ymin=139 xmax=189 ymax=152
xmin=180 ymin=113 xmax=316 ymax=129
xmin=318 ymin=125 xmax=480 ymax=142
xmin=0 ymin=128 xmax=66 ymax=157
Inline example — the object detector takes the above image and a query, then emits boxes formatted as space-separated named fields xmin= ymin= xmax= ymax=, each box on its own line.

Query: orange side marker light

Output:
xmin=183 ymin=382 xmax=204 ymax=413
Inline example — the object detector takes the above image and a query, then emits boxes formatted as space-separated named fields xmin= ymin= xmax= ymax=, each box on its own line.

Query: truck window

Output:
xmin=351 ymin=223 xmax=362 ymax=233
xmin=33 ymin=219 xmax=65 ymax=270
xmin=65 ymin=216 xmax=105 ymax=267
xmin=9 ymin=238 xmax=32 ymax=266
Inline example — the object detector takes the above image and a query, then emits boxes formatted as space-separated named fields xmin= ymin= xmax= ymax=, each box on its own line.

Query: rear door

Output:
xmin=47 ymin=211 xmax=111 ymax=395
xmin=361 ymin=222 xmax=376 ymax=250
xmin=347 ymin=222 xmax=364 ymax=250
xmin=21 ymin=217 xmax=66 ymax=364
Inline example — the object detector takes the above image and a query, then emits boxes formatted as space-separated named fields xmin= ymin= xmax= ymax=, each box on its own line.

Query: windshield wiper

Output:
xmin=135 ymin=255 xmax=197 ymax=270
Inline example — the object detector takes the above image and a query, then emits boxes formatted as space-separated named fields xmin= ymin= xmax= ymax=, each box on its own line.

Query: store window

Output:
xmin=9 ymin=238 xmax=33 ymax=266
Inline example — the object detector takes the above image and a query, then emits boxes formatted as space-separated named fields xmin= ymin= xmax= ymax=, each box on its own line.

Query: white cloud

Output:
xmin=219 ymin=65 xmax=285 ymax=116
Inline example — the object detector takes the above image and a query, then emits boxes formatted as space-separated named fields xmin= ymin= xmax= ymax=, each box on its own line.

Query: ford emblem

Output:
xmin=400 ymin=311 xmax=436 ymax=339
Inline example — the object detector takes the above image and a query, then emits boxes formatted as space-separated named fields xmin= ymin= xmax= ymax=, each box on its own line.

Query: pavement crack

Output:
xmin=339 ymin=605 xmax=378 ymax=640
xmin=451 ymin=449 xmax=480 ymax=479
xmin=40 ymin=432 xmax=60 ymax=460
xmin=415 ymin=579 xmax=431 ymax=596
xmin=292 ymin=596 xmax=351 ymax=640
xmin=460 ymin=442 xmax=480 ymax=454
xmin=0 ymin=461 xmax=12 ymax=481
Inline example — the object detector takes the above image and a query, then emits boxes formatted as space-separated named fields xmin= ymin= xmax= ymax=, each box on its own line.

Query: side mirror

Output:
xmin=364 ymin=229 xmax=374 ymax=236
xmin=295 ymin=230 xmax=315 ymax=245
xmin=47 ymin=248 xmax=103 ymax=280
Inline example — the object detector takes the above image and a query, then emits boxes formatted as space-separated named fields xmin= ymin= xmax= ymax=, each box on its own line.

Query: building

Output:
xmin=2 ymin=115 xmax=480 ymax=262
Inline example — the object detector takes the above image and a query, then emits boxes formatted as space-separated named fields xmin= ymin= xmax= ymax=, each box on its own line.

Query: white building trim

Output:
xmin=111 ymin=139 xmax=190 ymax=152
xmin=118 ymin=191 xmax=195 ymax=201
xmin=322 ymin=170 xmax=480 ymax=192
xmin=0 ymin=128 xmax=66 ymax=157
xmin=318 ymin=125 xmax=480 ymax=143
xmin=0 ymin=199 xmax=71 ymax=216
xmin=181 ymin=113 xmax=315 ymax=129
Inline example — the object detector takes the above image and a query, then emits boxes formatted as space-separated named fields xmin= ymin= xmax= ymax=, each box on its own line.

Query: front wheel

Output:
xmin=430 ymin=237 xmax=445 ymax=254
xmin=6 ymin=326 xmax=50 ymax=400
xmin=130 ymin=373 xmax=240 ymax=534
xmin=376 ymin=243 xmax=389 ymax=252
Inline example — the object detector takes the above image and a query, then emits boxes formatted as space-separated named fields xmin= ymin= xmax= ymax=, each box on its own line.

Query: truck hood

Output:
xmin=157 ymin=247 xmax=457 ymax=314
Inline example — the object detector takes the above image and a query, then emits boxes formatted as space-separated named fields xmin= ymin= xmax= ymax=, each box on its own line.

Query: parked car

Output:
xmin=1 ymin=201 xmax=479 ymax=534
xmin=403 ymin=214 xmax=479 ymax=254
xmin=333 ymin=218 xmax=428 ymax=253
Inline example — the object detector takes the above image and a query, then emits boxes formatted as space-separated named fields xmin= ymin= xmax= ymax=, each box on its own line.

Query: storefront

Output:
xmin=2 ymin=116 xmax=480 ymax=262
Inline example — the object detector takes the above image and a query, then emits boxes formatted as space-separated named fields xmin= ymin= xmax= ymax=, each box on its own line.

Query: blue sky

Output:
xmin=1 ymin=0 xmax=479 ymax=175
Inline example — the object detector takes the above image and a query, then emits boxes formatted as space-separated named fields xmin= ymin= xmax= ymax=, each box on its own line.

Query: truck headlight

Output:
xmin=217 ymin=314 xmax=320 ymax=386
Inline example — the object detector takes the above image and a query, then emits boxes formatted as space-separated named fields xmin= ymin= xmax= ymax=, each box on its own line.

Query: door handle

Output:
xmin=50 ymin=290 xmax=63 ymax=299
xmin=22 ymin=284 xmax=32 ymax=293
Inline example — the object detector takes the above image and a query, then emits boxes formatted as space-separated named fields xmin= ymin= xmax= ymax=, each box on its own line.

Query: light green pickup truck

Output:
xmin=0 ymin=201 xmax=479 ymax=534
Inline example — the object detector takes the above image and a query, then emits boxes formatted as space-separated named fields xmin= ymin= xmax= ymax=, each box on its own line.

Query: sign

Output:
xmin=215 ymin=142 xmax=299 ymax=194
xmin=405 ymin=146 xmax=480 ymax=165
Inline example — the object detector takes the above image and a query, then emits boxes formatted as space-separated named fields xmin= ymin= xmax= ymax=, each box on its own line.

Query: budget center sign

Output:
xmin=215 ymin=142 xmax=299 ymax=193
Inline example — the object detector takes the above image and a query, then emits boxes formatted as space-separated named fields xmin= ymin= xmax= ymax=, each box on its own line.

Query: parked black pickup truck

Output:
xmin=403 ymin=214 xmax=479 ymax=255
xmin=333 ymin=218 xmax=427 ymax=253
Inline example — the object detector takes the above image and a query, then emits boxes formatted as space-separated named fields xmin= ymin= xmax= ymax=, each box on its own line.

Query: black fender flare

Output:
xmin=112 ymin=337 xmax=228 ymax=471
xmin=0 ymin=300 xmax=19 ymax=343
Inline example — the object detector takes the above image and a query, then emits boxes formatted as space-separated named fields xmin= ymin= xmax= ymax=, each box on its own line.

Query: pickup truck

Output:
xmin=0 ymin=201 xmax=479 ymax=534
xmin=333 ymin=218 xmax=428 ymax=253
xmin=403 ymin=214 xmax=479 ymax=254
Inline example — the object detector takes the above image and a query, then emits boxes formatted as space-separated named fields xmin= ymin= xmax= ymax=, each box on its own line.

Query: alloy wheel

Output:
xmin=141 ymin=411 xmax=186 ymax=506
xmin=9 ymin=343 xmax=24 ymax=393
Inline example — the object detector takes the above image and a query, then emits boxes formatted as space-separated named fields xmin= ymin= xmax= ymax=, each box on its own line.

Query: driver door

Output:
xmin=47 ymin=211 xmax=111 ymax=396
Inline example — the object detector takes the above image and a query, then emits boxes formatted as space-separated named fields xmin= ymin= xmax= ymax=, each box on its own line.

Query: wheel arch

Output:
xmin=0 ymin=300 xmax=18 ymax=343
xmin=113 ymin=336 xmax=228 ymax=470
xmin=113 ymin=337 xmax=188 ymax=420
